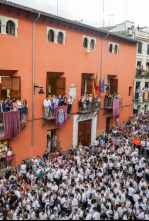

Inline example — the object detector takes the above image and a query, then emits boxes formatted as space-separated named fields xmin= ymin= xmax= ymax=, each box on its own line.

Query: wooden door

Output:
xmin=56 ymin=78 xmax=65 ymax=96
xmin=110 ymin=79 xmax=118 ymax=94
xmin=87 ymin=79 xmax=93 ymax=94
xmin=10 ymin=77 xmax=21 ymax=99
xmin=78 ymin=120 xmax=91 ymax=146
xmin=81 ymin=78 xmax=85 ymax=95
xmin=1 ymin=77 xmax=11 ymax=90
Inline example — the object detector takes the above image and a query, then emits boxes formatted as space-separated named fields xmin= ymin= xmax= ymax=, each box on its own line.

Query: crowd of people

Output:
xmin=0 ymin=98 xmax=28 ymax=123
xmin=0 ymin=113 xmax=149 ymax=220
xmin=79 ymin=94 xmax=93 ymax=112
xmin=0 ymin=144 xmax=13 ymax=170
xmin=136 ymin=65 xmax=149 ymax=76
xmin=136 ymin=87 xmax=149 ymax=102
xmin=44 ymin=95 xmax=73 ymax=118
xmin=104 ymin=92 xmax=120 ymax=108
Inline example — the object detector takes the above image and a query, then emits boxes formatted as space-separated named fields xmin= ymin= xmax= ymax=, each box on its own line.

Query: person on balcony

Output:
xmin=63 ymin=95 xmax=68 ymax=106
xmin=44 ymin=97 xmax=51 ymax=119
xmin=2 ymin=100 xmax=9 ymax=112
xmin=79 ymin=96 xmax=83 ymax=112
xmin=68 ymin=96 xmax=73 ymax=114
xmin=21 ymin=99 xmax=28 ymax=122
xmin=12 ymin=99 xmax=18 ymax=112
xmin=58 ymin=95 xmax=62 ymax=106
xmin=89 ymin=94 xmax=92 ymax=111
xmin=49 ymin=98 xmax=54 ymax=118
xmin=17 ymin=98 xmax=22 ymax=112
xmin=54 ymin=96 xmax=59 ymax=115
xmin=86 ymin=96 xmax=90 ymax=111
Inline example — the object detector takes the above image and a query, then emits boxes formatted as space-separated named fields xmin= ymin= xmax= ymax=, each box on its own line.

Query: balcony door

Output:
xmin=81 ymin=78 xmax=92 ymax=95
xmin=110 ymin=79 xmax=118 ymax=94
xmin=47 ymin=77 xmax=65 ymax=97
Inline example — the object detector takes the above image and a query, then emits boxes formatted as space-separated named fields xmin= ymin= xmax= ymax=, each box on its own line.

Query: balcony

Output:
xmin=104 ymin=97 xmax=113 ymax=109
xmin=78 ymin=99 xmax=100 ymax=114
xmin=136 ymin=69 xmax=149 ymax=79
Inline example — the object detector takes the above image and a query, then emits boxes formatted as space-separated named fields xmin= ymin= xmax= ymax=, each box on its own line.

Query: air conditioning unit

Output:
xmin=126 ymin=29 xmax=133 ymax=36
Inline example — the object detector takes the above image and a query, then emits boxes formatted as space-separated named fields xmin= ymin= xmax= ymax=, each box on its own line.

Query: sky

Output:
xmin=8 ymin=0 xmax=149 ymax=28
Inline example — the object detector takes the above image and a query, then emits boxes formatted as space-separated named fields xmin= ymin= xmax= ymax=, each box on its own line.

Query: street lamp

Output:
xmin=34 ymin=84 xmax=45 ymax=94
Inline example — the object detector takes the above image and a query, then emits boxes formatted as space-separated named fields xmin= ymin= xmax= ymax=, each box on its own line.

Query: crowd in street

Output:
xmin=104 ymin=92 xmax=120 ymax=108
xmin=43 ymin=95 xmax=73 ymax=118
xmin=0 ymin=98 xmax=28 ymax=123
xmin=0 ymin=113 xmax=149 ymax=220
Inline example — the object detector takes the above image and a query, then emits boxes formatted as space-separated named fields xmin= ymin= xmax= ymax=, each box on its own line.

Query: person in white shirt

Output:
xmin=136 ymin=206 xmax=145 ymax=220
xmin=85 ymin=210 xmax=92 ymax=220
xmin=69 ymin=209 xmax=79 ymax=220
xmin=67 ymin=96 xmax=73 ymax=115
xmin=70 ymin=195 xmax=78 ymax=211
xmin=92 ymin=208 xmax=101 ymax=220
xmin=17 ymin=98 xmax=22 ymax=111
xmin=39 ymin=210 xmax=48 ymax=220
xmin=44 ymin=97 xmax=51 ymax=118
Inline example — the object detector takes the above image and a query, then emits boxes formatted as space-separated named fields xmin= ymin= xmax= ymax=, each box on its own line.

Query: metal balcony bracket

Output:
xmin=77 ymin=115 xmax=81 ymax=121
xmin=22 ymin=124 xmax=26 ymax=131
xmin=42 ymin=121 xmax=46 ymax=128
xmin=94 ymin=112 xmax=98 ymax=118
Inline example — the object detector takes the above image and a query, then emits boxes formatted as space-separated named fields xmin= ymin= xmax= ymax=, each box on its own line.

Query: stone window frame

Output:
xmin=83 ymin=36 xmax=96 ymax=50
xmin=47 ymin=27 xmax=66 ymax=45
xmin=0 ymin=15 xmax=18 ymax=36
xmin=109 ymin=42 xmax=119 ymax=54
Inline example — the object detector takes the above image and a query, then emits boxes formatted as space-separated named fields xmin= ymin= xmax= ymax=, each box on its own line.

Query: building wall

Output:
xmin=0 ymin=6 xmax=137 ymax=165
xmin=135 ymin=30 xmax=149 ymax=68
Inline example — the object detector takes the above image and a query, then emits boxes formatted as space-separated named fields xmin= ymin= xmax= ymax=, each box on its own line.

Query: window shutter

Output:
xmin=1 ymin=77 xmax=11 ymax=90
xmin=87 ymin=79 xmax=93 ymax=94
xmin=56 ymin=77 xmax=66 ymax=96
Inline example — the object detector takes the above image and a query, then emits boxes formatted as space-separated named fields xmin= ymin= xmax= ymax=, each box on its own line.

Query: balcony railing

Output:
xmin=78 ymin=99 xmax=100 ymax=113
xmin=136 ymin=69 xmax=149 ymax=79
xmin=104 ymin=97 xmax=113 ymax=109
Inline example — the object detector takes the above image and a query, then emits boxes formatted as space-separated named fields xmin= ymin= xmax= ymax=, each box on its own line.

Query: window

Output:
xmin=90 ymin=39 xmax=95 ymax=50
xmin=145 ymin=82 xmax=149 ymax=88
xmin=138 ymin=43 xmax=142 ymax=54
xmin=6 ymin=20 xmax=15 ymax=35
xmin=58 ymin=32 xmax=64 ymax=44
xmin=147 ymin=45 xmax=149 ymax=55
xmin=83 ymin=38 xmax=88 ymax=48
xmin=109 ymin=44 xmax=113 ymax=53
xmin=137 ymin=61 xmax=142 ymax=66
xmin=129 ymin=87 xmax=133 ymax=96
xmin=115 ymin=45 xmax=118 ymax=54
xmin=48 ymin=30 xmax=55 ymax=42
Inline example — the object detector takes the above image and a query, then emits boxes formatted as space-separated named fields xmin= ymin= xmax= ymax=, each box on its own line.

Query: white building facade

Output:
xmin=110 ymin=21 xmax=149 ymax=114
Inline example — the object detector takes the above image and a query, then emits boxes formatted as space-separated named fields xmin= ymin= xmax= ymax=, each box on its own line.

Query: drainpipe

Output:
xmin=32 ymin=13 xmax=40 ymax=147
xmin=98 ymin=33 xmax=110 ymax=129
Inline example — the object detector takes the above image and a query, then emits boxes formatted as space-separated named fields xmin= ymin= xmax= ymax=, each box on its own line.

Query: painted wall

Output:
xmin=0 ymin=5 xmax=137 ymax=165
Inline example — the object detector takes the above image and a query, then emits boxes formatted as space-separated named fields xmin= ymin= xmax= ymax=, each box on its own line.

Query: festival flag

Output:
xmin=102 ymin=76 xmax=105 ymax=93
xmin=99 ymin=77 xmax=102 ymax=93
xmin=95 ymin=76 xmax=99 ymax=92
xmin=92 ymin=79 xmax=96 ymax=98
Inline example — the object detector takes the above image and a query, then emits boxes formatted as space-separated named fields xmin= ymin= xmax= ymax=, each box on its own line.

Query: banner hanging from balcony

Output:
xmin=113 ymin=99 xmax=120 ymax=117
xmin=55 ymin=106 xmax=67 ymax=127
xmin=3 ymin=111 xmax=20 ymax=139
